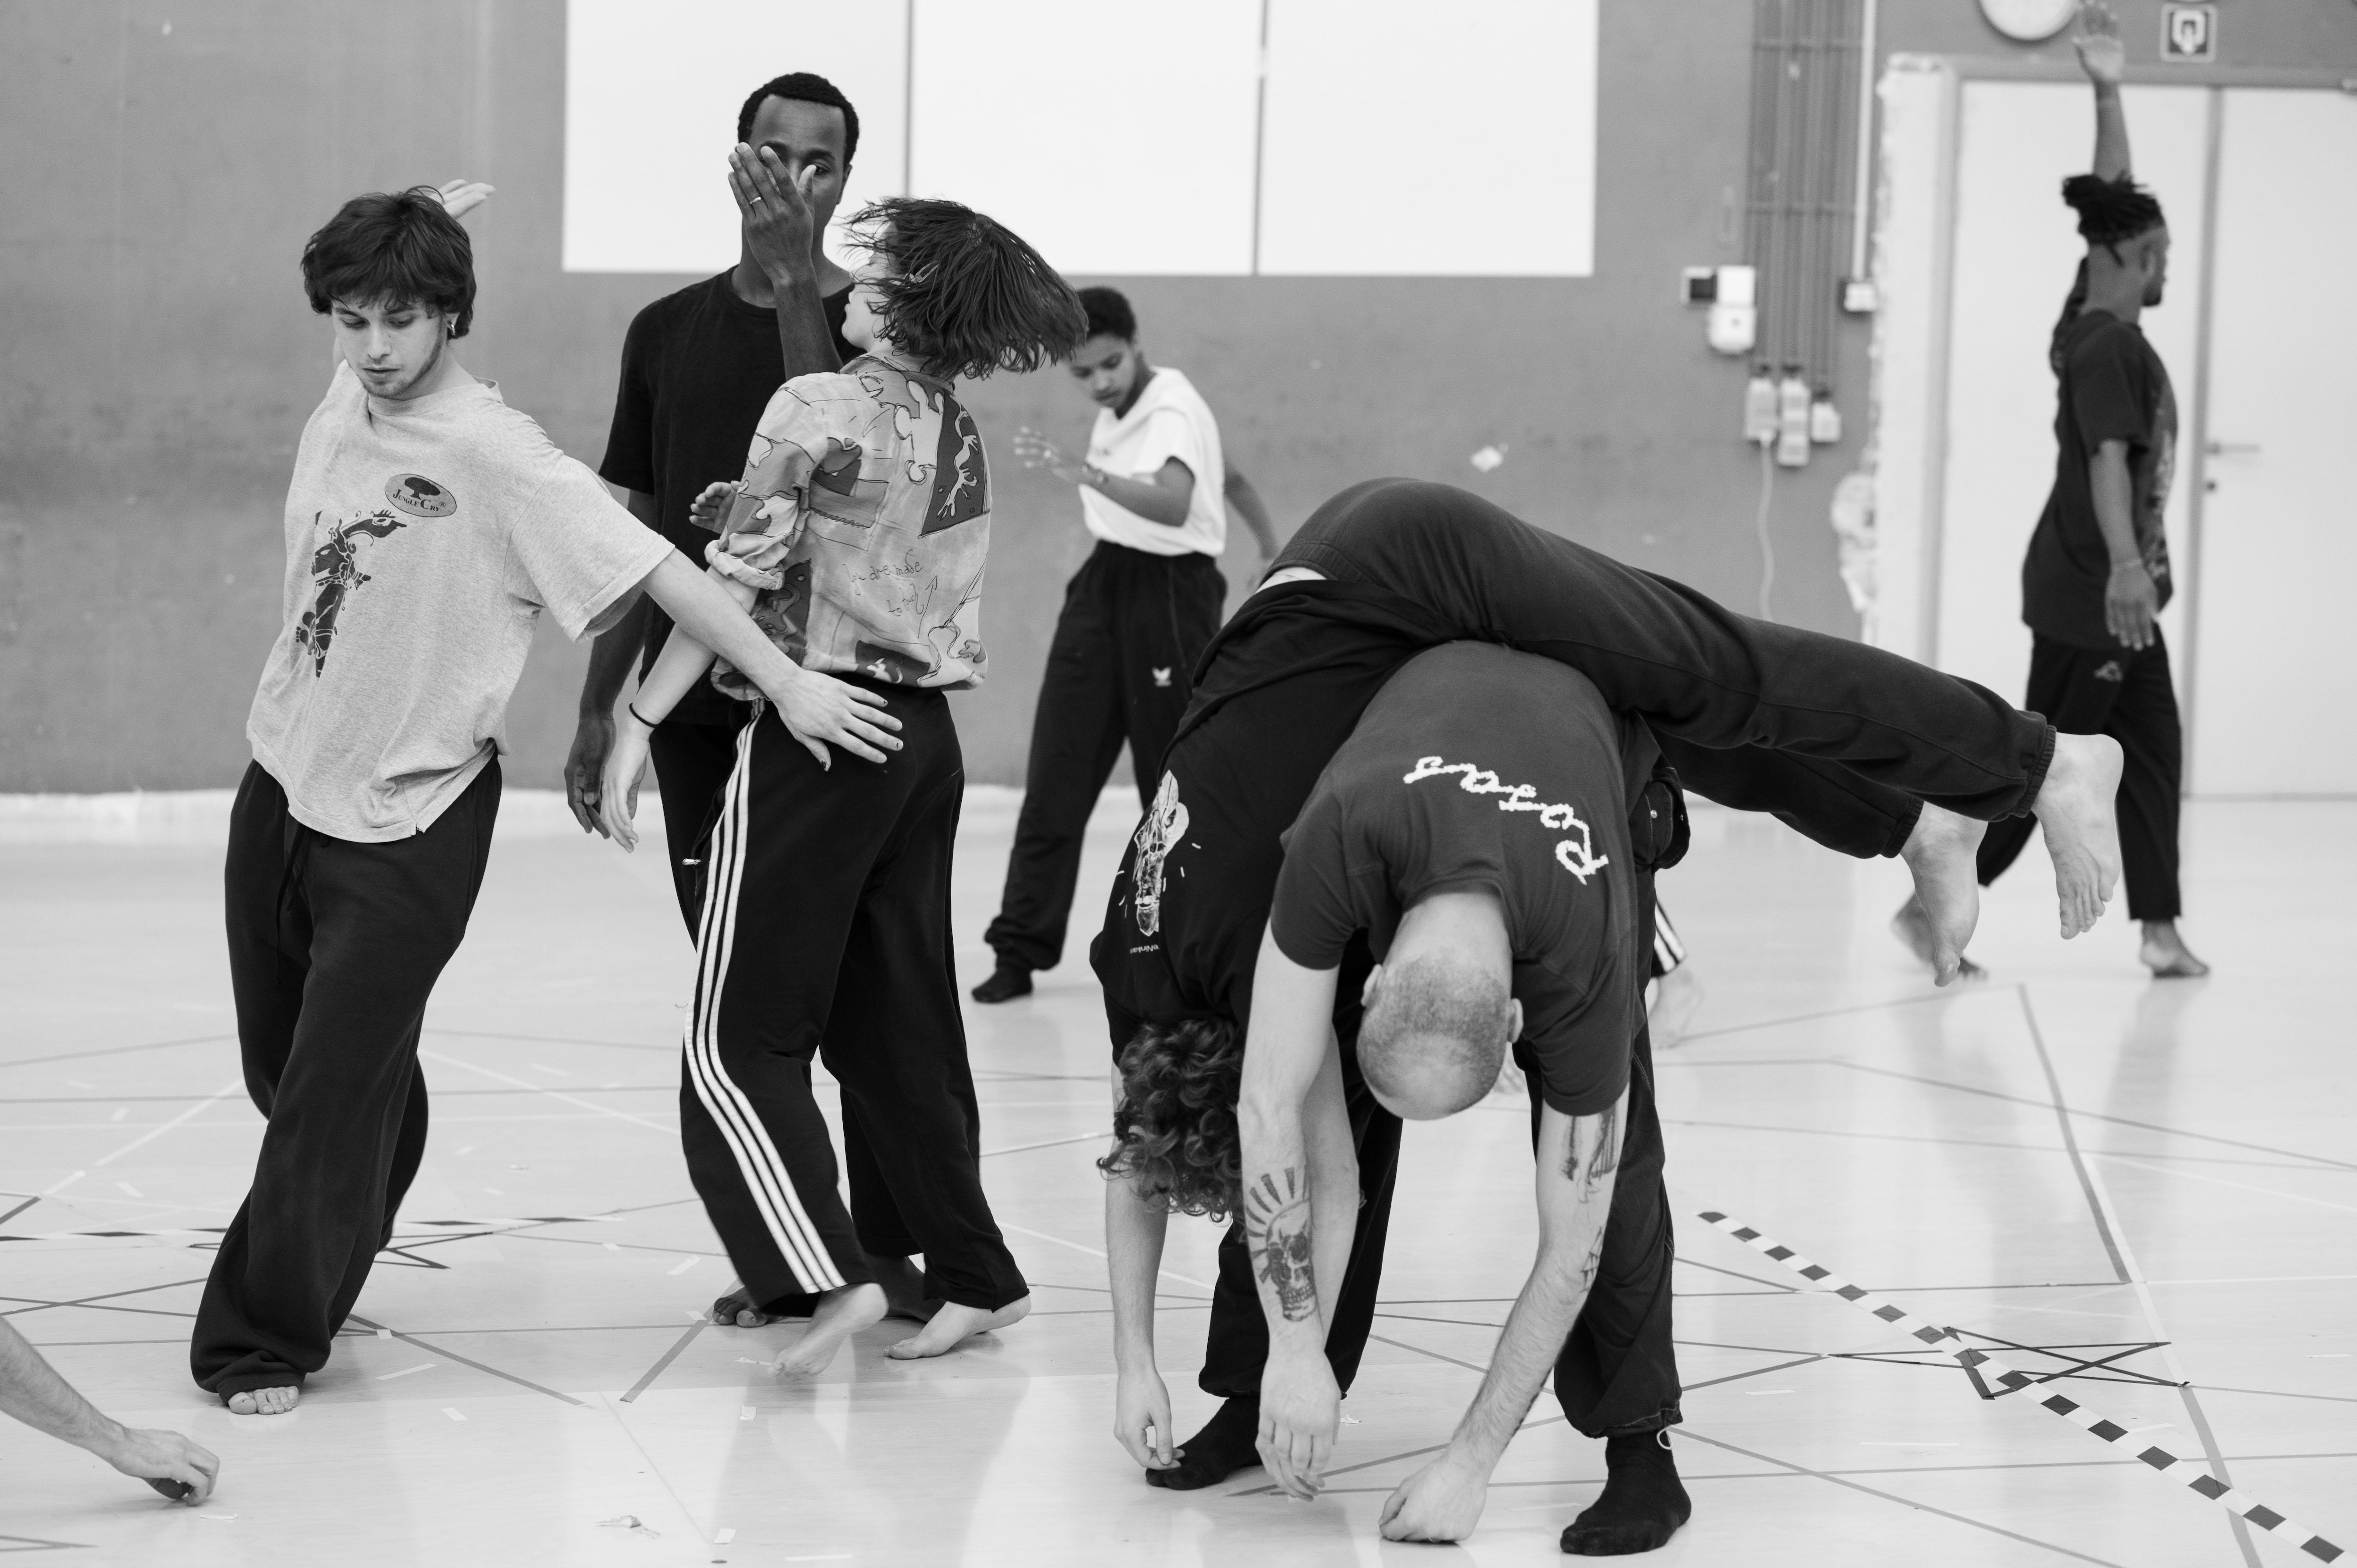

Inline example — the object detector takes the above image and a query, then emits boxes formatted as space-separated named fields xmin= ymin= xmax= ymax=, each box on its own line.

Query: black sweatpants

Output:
xmin=1977 ymin=630 xmax=2183 ymax=920
xmin=681 ymin=692 xmax=1024 ymax=1311
xmin=1248 ymin=480 xmax=2054 ymax=824
xmin=986 ymin=542 xmax=1228 ymax=973
xmin=194 ymin=758 xmax=499 ymax=1398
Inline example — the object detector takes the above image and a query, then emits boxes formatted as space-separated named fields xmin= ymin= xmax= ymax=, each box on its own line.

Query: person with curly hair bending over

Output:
xmin=600 ymin=187 xmax=1087 ymax=1373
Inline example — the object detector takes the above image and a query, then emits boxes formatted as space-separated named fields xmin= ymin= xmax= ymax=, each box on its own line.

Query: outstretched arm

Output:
xmin=2075 ymin=2 xmax=2131 ymax=179
xmin=0 ymin=1318 xmax=219 ymax=1504
xmin=1378 ymin=1090 xmax=1627 ymax=1543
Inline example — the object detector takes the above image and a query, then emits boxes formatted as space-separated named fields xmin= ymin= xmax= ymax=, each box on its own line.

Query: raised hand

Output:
xmin=729 ymin=144 xmax=819 ymax=286
xmin=428 ymin=179 xmax=496 ymax=220
xmin=1013 ymin=428 xmax=1089 ymax=486
xmin=2072 ymin=1 xmax=2125 ymax=86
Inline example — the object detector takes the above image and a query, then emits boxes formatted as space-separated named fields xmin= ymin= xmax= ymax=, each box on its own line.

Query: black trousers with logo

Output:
xmin=985 ymin=542 xmax=1228 ymax=974
xmin=195 ymin=759 xmax=500 ymax=1399
xmin=1976 ymin=630 xmax=2183 ymax=920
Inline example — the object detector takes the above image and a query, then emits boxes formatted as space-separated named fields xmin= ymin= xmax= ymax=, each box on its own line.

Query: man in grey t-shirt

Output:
xmin=196 ymin=186 xmax=900 ymax=1415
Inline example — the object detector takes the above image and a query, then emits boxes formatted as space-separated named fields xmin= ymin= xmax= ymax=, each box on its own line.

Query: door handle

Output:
xmin=2205 ymin=440 xmax=2261 ymax=456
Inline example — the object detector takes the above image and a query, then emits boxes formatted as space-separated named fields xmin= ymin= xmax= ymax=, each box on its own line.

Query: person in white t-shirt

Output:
xmin=973 ymin=288 xmax=1280 ymax=1002
xmin=194 ymin=186 xmax=898 ymax=1418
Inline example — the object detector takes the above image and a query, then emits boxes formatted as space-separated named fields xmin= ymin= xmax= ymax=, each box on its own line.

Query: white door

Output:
xmin=2188 ymin=90 xmax=2357 ymax=796
xmin=1933 ymin=81 xmax=2208 ymax=701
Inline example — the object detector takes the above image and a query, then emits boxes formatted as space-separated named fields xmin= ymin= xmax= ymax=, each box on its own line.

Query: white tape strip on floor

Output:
xmin=1697 ymin=1209 xmax=2343 ymax=1563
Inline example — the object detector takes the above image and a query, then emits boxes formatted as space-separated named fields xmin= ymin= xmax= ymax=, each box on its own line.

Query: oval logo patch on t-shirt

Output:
xmin=385 ymin=473 xmax=457 ymax=518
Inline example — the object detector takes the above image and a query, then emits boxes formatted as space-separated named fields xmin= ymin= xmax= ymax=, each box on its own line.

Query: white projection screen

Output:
xmin=1257 ymin=0 xmax=1598 ymax=275
xmin=562 ymin=0 xmax=911 ymax=274
xmin=908 ymin=0 xmax=1263 ymax=276
xmin=564 ymin=0 xmax=1598 ymax=277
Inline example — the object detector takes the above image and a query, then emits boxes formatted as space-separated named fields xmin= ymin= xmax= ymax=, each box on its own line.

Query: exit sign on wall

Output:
xmin=2161 ymin=3 xmax=2218 ymax=62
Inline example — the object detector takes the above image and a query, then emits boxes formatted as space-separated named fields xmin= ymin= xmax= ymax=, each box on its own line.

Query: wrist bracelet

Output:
xmin=626 ymin=702 xmax=658 ymax=728
xmin=2109 ymin=559 xmax=2146 ymax=574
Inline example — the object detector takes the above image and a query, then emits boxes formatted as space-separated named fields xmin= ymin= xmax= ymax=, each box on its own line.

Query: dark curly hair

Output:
xmin=845 ymin=197 xmax=1088 ymax=383
xmin=1098 ymin=1018 xmax=1245 ymax=1221
xmin=301 ymin=187 xmax=475 ymax=338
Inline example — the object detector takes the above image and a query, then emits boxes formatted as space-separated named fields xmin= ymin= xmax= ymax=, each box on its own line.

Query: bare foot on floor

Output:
xmin=885 ymin=1296 xmax=1030 ymax=1360
xmin=1891 ymin=895 xmax=1987 ymax=983
xmin=225 ymin=1385 xmax=299 ymax=1415
xmin=710 ymin=1288 xmax=804 ymax=1328
xmin=2141 ymin=920 xmax=2209 ymax=978
xmin=1646 ymin=964 xmax=1706 ymax=1048
xmin=1898 ymin=803 xmax=1986 ymax=985
xmin=2034 ymin=734 xmax=2124 ymax=939
xmin=769 ymin=1283 xmax=887 ymax=1379
xmin=865 ymin=1252 xmax=940 ymax=1323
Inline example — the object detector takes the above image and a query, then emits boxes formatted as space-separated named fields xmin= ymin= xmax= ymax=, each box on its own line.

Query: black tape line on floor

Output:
xmin=1697 ymin=1209 xmax=2345 ymax=1564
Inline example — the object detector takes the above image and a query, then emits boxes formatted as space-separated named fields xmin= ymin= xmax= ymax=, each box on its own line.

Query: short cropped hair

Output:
xmin=1099 ymin=1018 xmax=1245 ymax=1221
xmin=737 ymin=72 xmax=860 ymax=165
xmin=1078 ymin=286 xmax=1137 ymax=343
xmin=1358 ymin=952 xmax=1511 ymax=1116
xmin=848 ymin=197 xmax=1088 ymax=381
xmin=300 ymin=188 xmax=476 ymax=339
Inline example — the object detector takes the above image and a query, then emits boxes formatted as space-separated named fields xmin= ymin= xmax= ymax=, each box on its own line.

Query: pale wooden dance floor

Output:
xmin=2 ymin=787 xmax=2351 ymax=1565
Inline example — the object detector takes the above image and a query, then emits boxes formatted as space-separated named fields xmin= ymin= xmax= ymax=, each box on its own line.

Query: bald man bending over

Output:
xmin=1238 ymin=641 xmax=1681 ymax=1546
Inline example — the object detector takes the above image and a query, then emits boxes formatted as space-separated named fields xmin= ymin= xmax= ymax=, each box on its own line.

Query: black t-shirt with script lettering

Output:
xmin=1269 ymin=643 xmax=1641 ymax=1117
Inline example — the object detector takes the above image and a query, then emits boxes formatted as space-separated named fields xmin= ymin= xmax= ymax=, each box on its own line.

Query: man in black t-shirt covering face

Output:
xmin=566 ymin=71 xmax=863 ymax=931
xmin=1944 ymin=4 xmax=2206 ymax=980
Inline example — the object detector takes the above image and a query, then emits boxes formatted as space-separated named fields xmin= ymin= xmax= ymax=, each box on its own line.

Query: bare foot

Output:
xmin=710 ymin=1288 xmax=803 ymax=1328
xmin=2140 ymin=920 xmax=2209 ymax=978
xmin=769 ymin=1283 xmax=887 ymax=1379
xmin=1890 ymin=895 xmax=1987 ymax=983
xmin=885 ymin=1295 xmax=1030 ymax=1360
xmin=865 ymin=1252 xmax=939 ymax=1323
xmin=225 ymin=1385 xmax=299 ymax=1416
xmin=1646 ymin=964 xmax=1706 ymax=1048
xmin=2033 ymin=734 xmax=2124 ymax=939
xmin=1897 ymin=804 xmax=1986 ymax=985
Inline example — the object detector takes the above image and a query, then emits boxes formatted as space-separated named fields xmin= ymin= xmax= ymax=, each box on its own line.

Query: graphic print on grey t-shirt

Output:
xmin=294 ymin=508 xmax=411 ymax=675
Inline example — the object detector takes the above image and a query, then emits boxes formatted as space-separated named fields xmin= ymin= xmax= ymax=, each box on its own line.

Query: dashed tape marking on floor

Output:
xmin=1697 ymin=1209 xmax=2344 ymax=1563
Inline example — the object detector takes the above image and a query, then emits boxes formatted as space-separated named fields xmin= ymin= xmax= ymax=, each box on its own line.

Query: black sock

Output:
xmin=1560 ymin=1431 xmax=1691 ymax=1556
xmin=1144 ymin=1396 xmax=1262 ymax=1490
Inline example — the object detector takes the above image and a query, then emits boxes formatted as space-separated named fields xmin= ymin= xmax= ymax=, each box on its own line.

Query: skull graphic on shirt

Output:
xmin=1131 ymin=770 xmax=1191 ymax=938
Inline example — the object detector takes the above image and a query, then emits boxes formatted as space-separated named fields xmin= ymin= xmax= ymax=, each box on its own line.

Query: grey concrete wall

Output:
xmin=6 ymin=0 xmax=2349 ymax=792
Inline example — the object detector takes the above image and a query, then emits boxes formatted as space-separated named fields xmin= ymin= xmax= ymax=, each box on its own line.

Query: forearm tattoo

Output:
xmin=1246 ymin=1167 xmax=1319 ymax=1322
xmin=1562 ymin=1110 xmax=1622 ymax=1300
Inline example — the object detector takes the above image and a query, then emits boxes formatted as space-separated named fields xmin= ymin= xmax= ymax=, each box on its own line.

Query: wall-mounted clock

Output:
xmin=1978 ymin=0 xmax=2079 ymax=42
